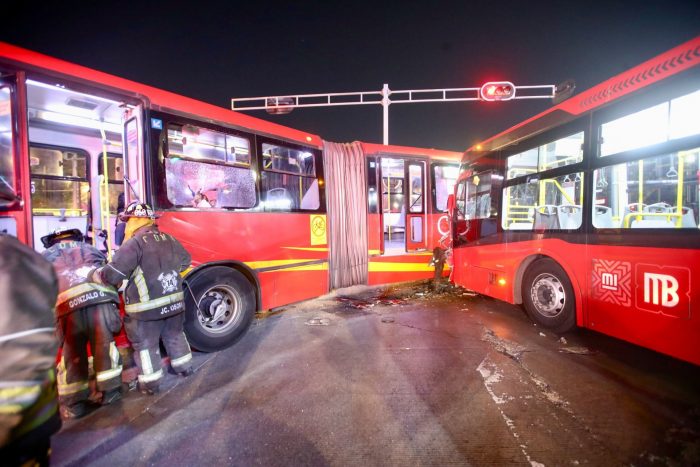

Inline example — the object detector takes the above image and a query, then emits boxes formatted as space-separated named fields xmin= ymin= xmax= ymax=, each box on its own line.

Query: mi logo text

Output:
xmin=601 ymin=273 xmax=618 ymax=291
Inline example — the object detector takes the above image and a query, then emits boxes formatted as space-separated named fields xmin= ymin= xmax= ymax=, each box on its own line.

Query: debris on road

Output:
xmin=559 ymin=346 xmax=594 ymax=355
xmin=381 ymin=317 xmax=395 ymax=323
xmin=539 ymin=332 xmax=547 ymax=337
xmin=559 ymin=337 xmax=568 ymax=345
xmin=305 ymin=317 xmax=330 ymax=326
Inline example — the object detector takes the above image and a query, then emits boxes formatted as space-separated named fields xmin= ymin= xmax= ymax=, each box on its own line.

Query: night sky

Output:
xmin=3 ymin=1 xmax=700 ymax=151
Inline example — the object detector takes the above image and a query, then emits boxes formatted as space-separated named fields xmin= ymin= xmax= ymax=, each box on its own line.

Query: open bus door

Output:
xmin=0 ymin=73 xmax=30 ymax=243
xmin=405 ymin=161 xmax=426 ymax=252
xmin=122 ymin=106 xmax=145 ymax=206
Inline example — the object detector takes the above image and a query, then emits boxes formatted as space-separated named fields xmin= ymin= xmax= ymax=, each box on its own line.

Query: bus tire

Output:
xmin=522 ymin=258 xmax=576 ymax=333
xmin=183 ymin=266 xmax=256 ymax=352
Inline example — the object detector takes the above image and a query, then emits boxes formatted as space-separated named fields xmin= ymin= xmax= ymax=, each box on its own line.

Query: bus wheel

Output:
xmin=522 ymin=258 xmax=576 ymax=333
xmin=183 ymin=266 xmax=255 ymax=352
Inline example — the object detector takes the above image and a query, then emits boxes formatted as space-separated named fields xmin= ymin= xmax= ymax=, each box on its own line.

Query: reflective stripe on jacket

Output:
xmin=0 ymin=234 xmax=61 ymax=447
xmin=100 ymin=227 xmax=191 ymax=321
xmin=42 ymin=241 xmax=119 ymax=317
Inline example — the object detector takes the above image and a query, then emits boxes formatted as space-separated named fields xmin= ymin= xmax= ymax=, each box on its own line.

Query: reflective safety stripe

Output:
xmin=57 ymin=357 xmax=89 ymax=395
xmin=96 ymin=367 xmax=123 ymax=382
xmin=125 ymin=292 xmax=184 ymax=313
xmin=57 ymin=380 xmax=89 ymax=396
xmin=170 ymin=352 xmax=192 ymax=368
xmin=57 ymin=282 xmax=118 ymax=304
xmin=140 ymin=349 xmax=154 ymax=374
xmin=133 ymin=266 xmax=150 ymax=302
xmin=0 ymin=385 xmax=41 ymax=414
xmin=138 ymin=368 xmax=163 ymax=383
xmin=109 ymin=342 xmax=120 ymax=368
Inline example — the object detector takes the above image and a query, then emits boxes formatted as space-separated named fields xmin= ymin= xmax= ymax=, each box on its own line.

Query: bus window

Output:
xmin=165 ymin=123 xmax=256 ymax=209
xmin=98 ymin=153 xmax=124 ymax=213
xmin=601 ymin=89 xmax=700 ymax=157
xmin=408 ymin=164 xmax=423 ymax=213
xmin=433 ymin=164 xmax=459 ymax=212
xmin=29 ymin=147 xmax=89 ymax=216
xmin=466 ymin=172 xmax=493 ymax=220
xmin=0 ymin=86 xmax=15 ymax=203
xmin=502 ymin=172 xmax=583 ymax=230
xmin=367 ymin=157 xmax=378 ymax=213
xmin=261 ymin=143 xmax=319 ymax=211
xmin=593 ymin=148 xmax=700 ymax=229
xmin=507 ymin=132 xmax=583 ymax=180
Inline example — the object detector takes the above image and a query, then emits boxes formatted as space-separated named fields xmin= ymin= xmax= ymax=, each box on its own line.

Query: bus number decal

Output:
xmin=591 ymin=259 xmax=632 ymax=307
xmin=635 ymin=264 xmax=690 ymax=319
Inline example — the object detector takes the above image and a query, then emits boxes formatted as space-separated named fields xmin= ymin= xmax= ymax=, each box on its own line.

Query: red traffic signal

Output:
xmin=479 ymin=81 xmax=516 ymax=101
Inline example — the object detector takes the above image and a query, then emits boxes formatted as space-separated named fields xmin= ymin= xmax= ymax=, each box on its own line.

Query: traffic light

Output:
xmin=479 ymin=81 xmax=516 ymax=101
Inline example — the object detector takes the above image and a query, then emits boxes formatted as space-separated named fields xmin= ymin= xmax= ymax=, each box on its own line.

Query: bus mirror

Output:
xmin=446 ymin=194 xmax=456 ymax=213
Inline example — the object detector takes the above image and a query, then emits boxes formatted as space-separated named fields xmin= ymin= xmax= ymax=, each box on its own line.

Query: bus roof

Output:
xmin=463 ymin=35 xmax=700 ymax=161
xmin=0 ymin=42 xmax=323 ymax=148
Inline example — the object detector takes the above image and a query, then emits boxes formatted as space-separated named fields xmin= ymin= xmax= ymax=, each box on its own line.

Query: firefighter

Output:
xmin=0 ymin=234 xmax=61 ymax=465
xmin=91 ymin=202 xmax=193 ymax=395
xmin=41 ymin=228 xmax=123 ymax=418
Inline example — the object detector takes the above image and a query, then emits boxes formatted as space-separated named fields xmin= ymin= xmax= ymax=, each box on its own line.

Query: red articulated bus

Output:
xmin=450 ymin=35 xmax=700 ymax=365
xmin=0 ymin=42 xmax=460 ymax=351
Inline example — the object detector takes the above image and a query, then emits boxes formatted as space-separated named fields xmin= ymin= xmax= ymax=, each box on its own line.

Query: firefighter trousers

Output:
xmin=123 ymin=312 xmax=192 ymax=391
xmin=56 ymin=303 xmax=123 ymax=406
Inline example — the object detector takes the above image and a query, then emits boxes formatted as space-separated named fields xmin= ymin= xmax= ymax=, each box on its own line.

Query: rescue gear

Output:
xmin=122 ymin=202 xmax=158 ymax=219
xmin=55 ymin=303 xmax=123 ymax=407
xmin=97 ymin=224 xmax=193 ymax=392
xmin=0 ymin=234 xmax=61 ymax=465
xmin=42 ymin=240 xmax=120 ymax=318
xmin=124 ymin=217 xmax=155 ymax=242
xmin=97 ymin=226 xmax=191 ymax=321
xmin=124 ymin=313 xmax=193 ymax=392
xmin=40 ymin=227 xmax=83 ymax=249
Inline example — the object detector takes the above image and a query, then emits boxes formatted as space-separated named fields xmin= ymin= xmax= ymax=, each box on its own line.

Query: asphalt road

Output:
xmin=52 ymin=281 xmax=700 ymax=466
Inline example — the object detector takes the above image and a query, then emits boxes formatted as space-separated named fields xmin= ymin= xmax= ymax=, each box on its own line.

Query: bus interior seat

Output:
xmin=631 ymin=218 xmax=676 ymax=228
xmin=534 ymin=205 xmax=559 ymax=230
xmin=644 ymin=202 xmax=672 ymax=214
xmin=557 ymin=205 xmax=582 ymax=229
xmin=674 ymin=206 xmax=697 ymax=228
xmin=509 ymin=222 xmax=534 ymax=230
xmin=385 ymin=203 xmax=405 ymax=234
xmin=593 ymin=205 xmax=614 ymax=228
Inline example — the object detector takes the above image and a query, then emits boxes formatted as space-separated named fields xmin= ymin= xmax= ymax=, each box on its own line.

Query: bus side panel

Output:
xmin=368 ymin=253 xmax=435 ymax=285
xmin=585 ymin=244 xmax=700 ymax=366
xmin=368 ymin=213 xmax=381 ymax=254
xmin=157 ymin=211 xmax=329 ymax=311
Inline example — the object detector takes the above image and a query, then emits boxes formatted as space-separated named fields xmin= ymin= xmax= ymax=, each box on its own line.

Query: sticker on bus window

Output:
xmin=151 ymin=118 xmax=163 ymax=130
xmin=310 ymin=215 xmax=327 ymax=246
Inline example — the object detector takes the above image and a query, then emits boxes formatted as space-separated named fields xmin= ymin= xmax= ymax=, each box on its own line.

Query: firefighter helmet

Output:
xmin=121 ymin=202 xmax=158 ymax=219
xmin=40 ymin=228 xmax=84 ymax=248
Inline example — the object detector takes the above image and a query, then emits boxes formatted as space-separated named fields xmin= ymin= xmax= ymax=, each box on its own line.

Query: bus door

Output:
xmin=0 ymin=74 xmax=30 ymax=243
xmin=24 ymin=78 xmax=127 ymax=251
xmin=405 ymin=161 xmax=426 ymax=252
xmin=379 ymin=157 xmax=426 ymax=254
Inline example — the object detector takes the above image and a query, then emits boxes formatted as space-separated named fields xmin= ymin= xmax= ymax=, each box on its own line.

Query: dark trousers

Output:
xmin=56 ymin=303 xmax=122 ymax=406
xmin=124 ymin=312 xmax=192 ymax=390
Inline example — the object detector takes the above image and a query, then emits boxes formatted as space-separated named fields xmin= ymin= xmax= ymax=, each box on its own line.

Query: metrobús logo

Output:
xmin=635 ymin=264 xmax=691 ymax=319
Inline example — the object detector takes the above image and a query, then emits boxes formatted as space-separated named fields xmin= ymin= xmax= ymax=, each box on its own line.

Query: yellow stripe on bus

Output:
xmin=368 ymin=262 xmax=436 ymax=272
xmin=245 ymin=259 xmax=321 ymax=269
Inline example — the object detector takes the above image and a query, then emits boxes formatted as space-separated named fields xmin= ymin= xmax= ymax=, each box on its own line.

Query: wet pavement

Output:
xmin=52 ymin=281 xmax=700 ymax=466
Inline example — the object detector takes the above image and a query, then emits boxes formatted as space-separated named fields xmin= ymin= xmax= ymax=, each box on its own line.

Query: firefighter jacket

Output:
xmin=0 ymin=234 xmax=61 ymax=450
xmin=98 ymin=226 xmax=191 ymax=321
xmin=42 ymin=241 xmax=119 ymax=318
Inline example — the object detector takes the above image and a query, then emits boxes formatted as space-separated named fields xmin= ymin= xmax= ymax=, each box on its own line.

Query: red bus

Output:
xmin=450 ymin=35 xmax=700 ymax=365
xmin=0 ymin=42 xmax=460 ymax=351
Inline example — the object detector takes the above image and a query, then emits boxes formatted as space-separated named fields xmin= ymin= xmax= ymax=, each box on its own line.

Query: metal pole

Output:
xmin=381 ymin=84 xmax=390 ymax=145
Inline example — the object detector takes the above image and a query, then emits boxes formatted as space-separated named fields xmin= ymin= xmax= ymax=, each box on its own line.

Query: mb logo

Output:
xmin=635 ymin=264 xmax=690 ymax=319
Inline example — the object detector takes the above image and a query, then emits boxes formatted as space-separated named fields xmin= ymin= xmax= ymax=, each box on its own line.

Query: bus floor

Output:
xmin=51 ymin=281 xmax=700 ymax=466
